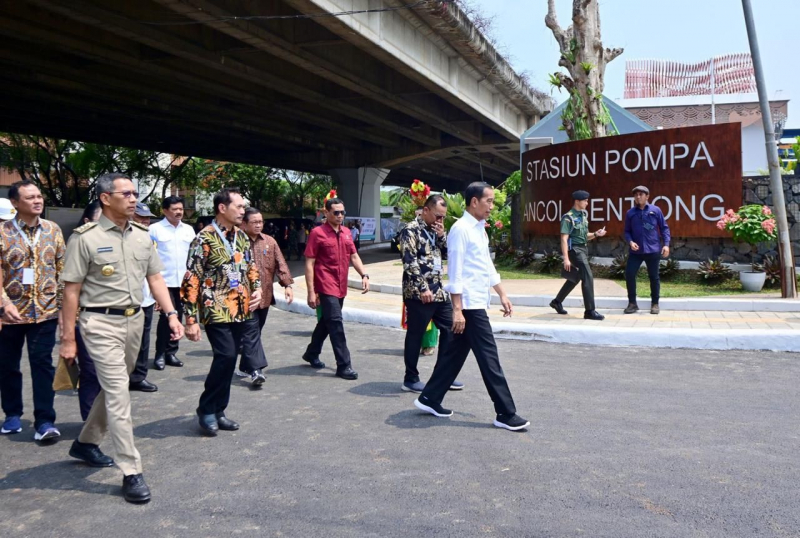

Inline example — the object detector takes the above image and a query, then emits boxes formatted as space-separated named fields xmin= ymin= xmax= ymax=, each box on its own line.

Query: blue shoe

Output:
xmin=34 ymin=422 xmax=60 ymax=442
xmin=1 ymin=416 xmax=22 ymax=434
xmin=401 ymin=380 xmax=425 ymax=393
xmin=449 ymin=380 xmax=464 ymax=391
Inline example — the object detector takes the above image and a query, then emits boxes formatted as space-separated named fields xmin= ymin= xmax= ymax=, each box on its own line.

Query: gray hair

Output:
xmin=95 ymin=172 xmax=129 ymax=197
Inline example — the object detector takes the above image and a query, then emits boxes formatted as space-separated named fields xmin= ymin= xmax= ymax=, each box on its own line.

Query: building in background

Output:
xmin=617 ymin=54 xmax=789 ymax=175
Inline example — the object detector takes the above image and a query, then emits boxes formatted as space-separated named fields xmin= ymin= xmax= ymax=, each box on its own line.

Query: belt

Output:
xmin=83 ymin=306 xmax=141 ymax=317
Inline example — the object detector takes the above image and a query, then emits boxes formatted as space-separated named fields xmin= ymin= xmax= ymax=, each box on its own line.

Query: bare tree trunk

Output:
xmin=545 ymin=0 xmax=623 ymax=139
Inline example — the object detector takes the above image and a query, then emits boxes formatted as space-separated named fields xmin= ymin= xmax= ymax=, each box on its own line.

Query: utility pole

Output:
xmin=741 ymin=0 xmax=797 ymax=298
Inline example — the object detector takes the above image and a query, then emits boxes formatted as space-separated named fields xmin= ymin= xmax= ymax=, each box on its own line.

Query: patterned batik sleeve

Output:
xmin=400 ymin=227 xmax=428 ymax=293
xmin=181 ymin=234 xmax=207 ymax=324
xmin=54 ymin=225 xmax=66 ymax=309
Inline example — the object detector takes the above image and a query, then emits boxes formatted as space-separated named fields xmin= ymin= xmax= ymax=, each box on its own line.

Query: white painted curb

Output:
xmin=347 ymin=278 xmax=800 ymax=312
xmin=273 ymin=296 xmax=800 ymax=352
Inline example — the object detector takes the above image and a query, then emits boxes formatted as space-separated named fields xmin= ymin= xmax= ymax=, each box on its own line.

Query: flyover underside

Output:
xmin=0 ymin=0 xmax=534 ymax=191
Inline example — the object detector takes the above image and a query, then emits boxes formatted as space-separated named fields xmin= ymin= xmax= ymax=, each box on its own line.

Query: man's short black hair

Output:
xmin=464 ymin=182 xmax=491 ymax=207
xmin=424 ymin=194 xmax=446 ymax=209
xmin=8 ymin=179 xmax=38 ymax=201
xmin=162 ymin=195 xmax=185 ymax=210
xmin=213 ymin=187 xmax=242 ymax=215
xmin=325 ymin=197 xmax=344 ymax=210
xmin=243 ymin=207 xmax=262 ymax=222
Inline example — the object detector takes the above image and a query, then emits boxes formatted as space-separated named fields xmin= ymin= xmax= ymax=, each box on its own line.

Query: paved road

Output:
xmin=1 ymin=309 xmax=798 ymax=537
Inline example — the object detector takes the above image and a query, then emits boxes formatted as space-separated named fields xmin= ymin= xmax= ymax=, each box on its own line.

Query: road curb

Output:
xmin=273 ymin=296 xmax=800 ymax=352
xmin=347 ymin=279 xmax=800 ymax=312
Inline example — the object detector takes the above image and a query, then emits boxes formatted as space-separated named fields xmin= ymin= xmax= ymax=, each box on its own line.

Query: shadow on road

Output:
xmin=182 ymin=375 xmax=208 ymax=383
xmin=134 ymin=415 xmax=201 ymax=439
xmin=384 ymin=409 xmax=488 ymax=430
xmin=280 ymin=330 xmax=313 ymax=337
xmin=267 ymin=364 xmax=332 ymax=377
xmin=185 ymin=349 xmax=213 ymax=357
xmin=0 ymin=460 xmax=121 ymax=498
xmin=348 ymin=381 xmax=404 ymax=398
xmin=357 ymin=348 xmax=404 ymax=357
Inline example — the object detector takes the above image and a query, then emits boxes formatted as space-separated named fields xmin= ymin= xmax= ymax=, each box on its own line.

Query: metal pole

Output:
xmin=741 ymin=0 xmax=797 ymax=297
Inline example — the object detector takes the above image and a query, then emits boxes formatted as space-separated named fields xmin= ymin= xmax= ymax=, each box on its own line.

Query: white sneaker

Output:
xmin=250 ymin=370 xmax=266 ymax=386
xmin=234 ymin=369 xmax=248 ymax=378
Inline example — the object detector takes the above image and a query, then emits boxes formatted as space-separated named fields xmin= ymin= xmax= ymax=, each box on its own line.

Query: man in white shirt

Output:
xmin=149 ymin=196 xmax=195 ymax=370
xmin=129 ymin=203 xmax=158 ymax=392
xmin=414 ymin=182 xmax=529 ymax=432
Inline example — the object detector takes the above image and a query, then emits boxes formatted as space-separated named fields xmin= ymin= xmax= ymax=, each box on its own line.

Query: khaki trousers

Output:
xmin=77 ymin=310 xmax=144 ymax=476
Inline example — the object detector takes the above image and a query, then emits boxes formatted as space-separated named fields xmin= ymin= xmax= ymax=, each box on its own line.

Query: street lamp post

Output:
xmin=741 ymin=0 xmax=797 ymax=298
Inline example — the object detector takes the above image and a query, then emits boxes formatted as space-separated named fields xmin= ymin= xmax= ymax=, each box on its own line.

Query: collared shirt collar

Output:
xmin=461 ymin=210 xmax=483 ymax=229
xmin=249 ymin=231 xmax=267 ymax=243
xmin=14 ymin=215 xmax=41 ymax=231
xmin=324 ymin=221 xmax=342 ymax=234
xmin=98 ymin=213 xmax=129 ymax=232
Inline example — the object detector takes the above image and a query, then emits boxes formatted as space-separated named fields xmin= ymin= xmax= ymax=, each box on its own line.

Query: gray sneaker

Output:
xmin=401 ymin=380 xmax=425 ymax=393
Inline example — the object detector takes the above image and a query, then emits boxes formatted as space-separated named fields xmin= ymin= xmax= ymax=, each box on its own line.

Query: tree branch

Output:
xmin=545 ymin=0 xmax=568 ymax=50
xmin=604 ymin=47 xmax=624 ymax=63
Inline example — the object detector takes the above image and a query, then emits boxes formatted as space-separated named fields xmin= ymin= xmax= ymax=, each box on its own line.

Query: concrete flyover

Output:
xmin=0 ymin=0 xmax=551 ymax=234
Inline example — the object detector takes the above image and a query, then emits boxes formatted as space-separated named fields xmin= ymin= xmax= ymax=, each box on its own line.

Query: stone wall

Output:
xmin=514 ymin=175 xmax=800 ymax=263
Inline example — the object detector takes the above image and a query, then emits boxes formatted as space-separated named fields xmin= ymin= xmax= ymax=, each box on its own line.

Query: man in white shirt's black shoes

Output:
xmin=149 ymin=196 xmax=195 ymax=370
xmin=414 ymin=182 xmax=529 ymax=432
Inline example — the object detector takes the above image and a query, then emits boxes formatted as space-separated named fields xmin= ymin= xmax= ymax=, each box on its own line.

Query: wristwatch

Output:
xmin=362 ymin=274 xmax=369 ymax=279
xmin=0 ymin=306 xmax=5 ymax=318
xmin=166 ymin=310 xmax=179 ymax=317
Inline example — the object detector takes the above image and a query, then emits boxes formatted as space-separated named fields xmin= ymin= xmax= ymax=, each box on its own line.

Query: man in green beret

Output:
xmin=549 ymin=190 xmax=607 ymax=321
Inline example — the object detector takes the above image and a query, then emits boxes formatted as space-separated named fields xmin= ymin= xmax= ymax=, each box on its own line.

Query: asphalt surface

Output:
xmin=1 ymin=308 xmax=799 ymax=538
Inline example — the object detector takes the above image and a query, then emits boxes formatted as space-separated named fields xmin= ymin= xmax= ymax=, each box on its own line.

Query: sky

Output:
xmin=471 ymin=0 xmax=798 ymax=125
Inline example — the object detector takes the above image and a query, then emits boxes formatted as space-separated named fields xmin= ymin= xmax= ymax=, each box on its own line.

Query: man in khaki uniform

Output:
xmin=59 ymin=173 xmax=184 ymax=504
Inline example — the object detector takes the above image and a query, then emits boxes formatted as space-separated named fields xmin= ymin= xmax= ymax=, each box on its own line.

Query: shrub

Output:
xmin=717 ymin=205 xmax=777 ymax=245
xmin=493 ymin=242 xmax=514 ymax=263
xmin=537 ymin=250 xmax=563 ymax=273
xmin=514 ymin=247 xmax=537 ymax=268
xmin=609 ymin=253 xmax=628 ymax=279
xmin=698 ymin=258 xmax=733 ymax=283
xmin=752 ymin=255 xmax=781 ymax=288
xmin=659 ymin=258 xmax=680 ymax=280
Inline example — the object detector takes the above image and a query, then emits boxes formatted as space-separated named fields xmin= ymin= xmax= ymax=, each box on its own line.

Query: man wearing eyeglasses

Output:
xmin=398 ymin=194 xmax=463 ymax=393
xmin=59 ymin=173 xmax=184 ymax=503
xmin=301 ymin=197 xmax=369 ymax=380
xmin=623 ymin=186 xmax=670 ymax=315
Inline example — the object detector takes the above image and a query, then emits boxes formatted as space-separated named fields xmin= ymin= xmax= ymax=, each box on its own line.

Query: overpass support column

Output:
xmin=329 ymin=167 xmax=389 ymax=241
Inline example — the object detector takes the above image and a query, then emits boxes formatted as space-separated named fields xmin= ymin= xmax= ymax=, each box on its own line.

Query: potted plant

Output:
xmin=716 ymin=205 xmax=777 ymax=291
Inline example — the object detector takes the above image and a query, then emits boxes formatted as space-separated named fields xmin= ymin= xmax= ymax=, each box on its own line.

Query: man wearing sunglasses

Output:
xmin=398 ymin=194 xmax=463 ymax=393
xmin=301 ymin=198 xmax=369 ymax=380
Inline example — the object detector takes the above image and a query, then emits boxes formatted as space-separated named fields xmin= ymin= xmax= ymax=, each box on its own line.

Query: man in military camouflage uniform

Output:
xmin=398 ymin=195 xmax=463 ymax=393
xmin=549 ymin=190 xmax=607 ymax=321
xmin=59 ymin=173 xmax=184 ymax=504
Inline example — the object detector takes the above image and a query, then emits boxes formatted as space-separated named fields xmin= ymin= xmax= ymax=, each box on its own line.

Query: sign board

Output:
xmin=520 ymin=123 xmax=743 ymax=237
xmin=346 ymin=216 xmax=376 ymax=241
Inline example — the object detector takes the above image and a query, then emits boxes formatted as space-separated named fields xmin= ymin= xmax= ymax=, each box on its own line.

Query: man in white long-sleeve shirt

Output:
xmin=149 ymin=196 xmax=195 ymax=370
xmin=414 ymin=182 xmax=529 ymax=432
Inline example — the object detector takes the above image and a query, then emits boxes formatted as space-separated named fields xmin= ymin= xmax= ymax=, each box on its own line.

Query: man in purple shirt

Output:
xmin=623 ymin=186 xmax=671 ymax=315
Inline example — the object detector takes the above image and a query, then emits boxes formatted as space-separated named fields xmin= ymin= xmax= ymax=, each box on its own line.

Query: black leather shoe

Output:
xmin=129 ymin=379 xmax=158 ymax=392
xmin=303 ymin=355 xmax=326 ymax=369
xmin=215 ymin=413 xmax=240 ymax=431
xmin=197 ymin=412 xmax=219 ymax=436
xmin=122 ymin=473 xmax=151 ymax=504
xmin=336 ymin=366 xmax=359 ymax=380
xmin=163 ymin=354 xmax=184 ymax=368
xmin=549 ymin=299 xmax=568 ymax=315
xmin=584 ymin=310 xmax=605 ymax=321
xmin=69 ymin=440 xmax=114 ymax=467
xmin=153 ymin=354 xmax=165 ymax=371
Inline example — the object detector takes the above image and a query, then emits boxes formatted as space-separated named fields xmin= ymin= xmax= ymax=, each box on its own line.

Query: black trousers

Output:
xmin=198 ymin=322 xmax=251 ymax=415
xmin=155 ymin=287 xmax=183 ymax=357
xmin=130 ymin=304 xmax=155 ymax=384
xmin=403 ymin=299 xmax=454 ymax=383
xmin=0 ymin=319 xmax=58 ymax=428
xmin=626 ymin=252 xmax=661 ymax=304
xmin=419 ymin=309 xmax=516 ymax=416
xmin=237 ymin=308 xmax=269 ymax=374
xmin=555 ymin=244 xmax=595 ymax=312
xmin=303 ymin=294 xmax=351 ymax=370
xmin=75 ymin=325 xmax=100 ymax=421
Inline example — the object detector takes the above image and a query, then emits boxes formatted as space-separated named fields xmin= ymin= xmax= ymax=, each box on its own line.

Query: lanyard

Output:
xmin=421 ymin=227 xmax=437 ymax=248
xmin=13 ymin=218 xmax=42 ymax=251
xmin=211 ymin=220 xmax=239 ymax=264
